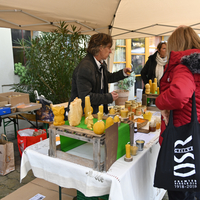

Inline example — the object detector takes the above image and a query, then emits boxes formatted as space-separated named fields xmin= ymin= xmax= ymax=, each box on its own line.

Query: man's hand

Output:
xmin=111 ymin=91 xmax=118 ymax=101
xmin=123 ymin=68 xmax=132 ymax=76
xmin=161 ymin=110 xmax=170 ymax=126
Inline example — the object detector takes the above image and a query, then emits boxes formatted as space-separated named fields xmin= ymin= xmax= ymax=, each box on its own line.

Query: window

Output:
xmin=113 ymin=39 xmax=126 ymax=72
xmin=131 ymin=38 xmax=145 ymax=53
xmin=113 ymin=36 xmax=166 ymax=96
xmin=131 ymin=38 xmax=145 ymax=93
xmin=149 ymin=36 xmax=162 ymax=55
xmin=114 ymin=47 xmax=126 ymax=63
xmin=113 ymin=63 xmax=126 ymax=72
xmin=11 ymin=29 xmax=31 ymax=65
xmin=131 ymin=55 xmax=144 ymax=74
xmin=11 ymin=29 xmax=31 ymax=46
xmin=11 ymin=29 xmax=40 ymax=65
xmin=116 ymin=39 xmax=125 ymax=46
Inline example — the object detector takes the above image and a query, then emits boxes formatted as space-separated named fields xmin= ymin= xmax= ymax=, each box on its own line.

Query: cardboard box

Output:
xmin=0 ymin=100 xmax=8 ymax=107
xmin=31 ymin=178 xmax=77 ymax=197
xmin=2 ymin=178 xmax=77 ymax=200
xmin=0 ymin=92 xmax=30 ymax=107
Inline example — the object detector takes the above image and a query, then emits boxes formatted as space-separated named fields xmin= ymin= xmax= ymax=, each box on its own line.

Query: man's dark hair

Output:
xmin=87 ymin=33 xmax=113 ymax=56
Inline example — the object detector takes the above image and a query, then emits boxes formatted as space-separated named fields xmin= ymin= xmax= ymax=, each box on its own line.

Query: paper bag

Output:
xmin=0 ymin=134 xmax=15 ymax=175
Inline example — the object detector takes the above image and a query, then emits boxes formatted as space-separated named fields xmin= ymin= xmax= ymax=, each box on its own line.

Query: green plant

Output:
xmin=117 ymin=71 xmax=135 ymax=91
xmin=12 ymin=62 xmax=36 ymax=101
xmin=11 ymin=22 xmax=90 ymax=104
xmin=14 ymin=62 xmax=31 ymax=84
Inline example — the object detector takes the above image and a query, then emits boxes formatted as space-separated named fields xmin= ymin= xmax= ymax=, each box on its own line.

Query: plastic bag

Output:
xmin=17 ymin=128 xmax=47 ymax=156
xmin=36 ymin=96 xmax=54 ymax=121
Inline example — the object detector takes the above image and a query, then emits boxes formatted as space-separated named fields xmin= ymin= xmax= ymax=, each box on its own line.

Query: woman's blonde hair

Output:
xmin=167 ymin=26 xmax=200 ymax=59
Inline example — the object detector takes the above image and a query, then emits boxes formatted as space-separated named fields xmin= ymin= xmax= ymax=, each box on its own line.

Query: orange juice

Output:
xmin=156 ymin=121 xmax=161 ymax=129
xmin=131 ymin=106 xmax=136 ymax=114
xmin=56 ymin=135 xmax=60 ymax=141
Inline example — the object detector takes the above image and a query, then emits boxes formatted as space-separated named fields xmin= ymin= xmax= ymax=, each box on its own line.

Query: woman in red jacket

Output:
xmin=155 ymin=26 xmax=200 ymax=200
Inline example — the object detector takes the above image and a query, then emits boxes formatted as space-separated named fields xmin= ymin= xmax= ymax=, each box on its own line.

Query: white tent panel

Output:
xmin=0 ymin=0 xmax=200 ymax=38
xmin=0 ymin=0 xmax=119 ymax=34
xmin=111 ymin=0 xmax=200 ymax=38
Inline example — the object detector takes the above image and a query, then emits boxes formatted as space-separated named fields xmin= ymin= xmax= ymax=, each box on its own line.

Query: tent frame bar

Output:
xmin=1 ymin=9 xmax=200 ymax=38
xmin=0 ymin=9 xmax=98 ymax=33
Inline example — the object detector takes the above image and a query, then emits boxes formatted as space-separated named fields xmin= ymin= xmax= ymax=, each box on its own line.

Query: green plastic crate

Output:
xmin=77 ymin=190 xmax=109 ymax=200
xmin=60 ymin=117 xmax=130 ymax=160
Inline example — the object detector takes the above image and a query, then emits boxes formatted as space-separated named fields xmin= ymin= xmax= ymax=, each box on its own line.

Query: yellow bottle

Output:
xmin=152 ymin=82 xmax=156 ymax=94
xmin=97 ymin=112 xmax=103 ymax=121
xmin=157 ymin=87 xmax=160 ymax=95
xmin=149 ymin=79 xmax=152 ymax=93
xmin=85 ymin=96 xmax=91 ymax=120
xmin=154 ymin=78 xmax=157 ymax=90
xmin=99 ymin=105 xmax=103 ymax=115
xmin=125 ymin=143 xmax=131 ymax=158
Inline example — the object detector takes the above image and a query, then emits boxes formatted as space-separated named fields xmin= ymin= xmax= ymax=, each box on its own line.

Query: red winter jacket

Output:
xmin=155 ymin=49 xmax=200 ymax=145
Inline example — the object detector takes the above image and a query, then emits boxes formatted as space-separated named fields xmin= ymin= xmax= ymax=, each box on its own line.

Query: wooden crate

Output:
xmin=16 ymin=103 xmax=42 ymax=112
xmin=49 ymin=120 xmax=134 ymax=172
xmin=142 ymin=94 xmax=160 ymax=111
xmin=132 ymin=118 xmax=148 ymax=129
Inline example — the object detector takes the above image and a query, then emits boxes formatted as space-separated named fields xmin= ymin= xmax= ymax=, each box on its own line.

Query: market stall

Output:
xmin=20 ymin=96 xmax=165 ymax=200
xmin=20 ymin=125 xmax=164 ymax=200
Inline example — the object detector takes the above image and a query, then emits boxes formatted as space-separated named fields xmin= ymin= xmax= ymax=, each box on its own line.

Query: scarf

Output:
xmin=156 ymin=53 xmax=167 ymax=85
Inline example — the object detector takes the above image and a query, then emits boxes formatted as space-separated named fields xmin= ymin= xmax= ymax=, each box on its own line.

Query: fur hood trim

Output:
xmin=181 ymin=53 xmax=200 ymax=74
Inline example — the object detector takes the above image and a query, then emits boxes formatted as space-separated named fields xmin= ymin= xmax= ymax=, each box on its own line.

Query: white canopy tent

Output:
xmin=1 ymin=0 xmax=200 ymax=100
xmin=0 ymin=0 xmax=200 ymax=39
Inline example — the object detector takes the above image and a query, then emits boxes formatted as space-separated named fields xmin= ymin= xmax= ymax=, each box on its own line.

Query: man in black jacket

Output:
xmin=67 ymin=33 xmax=131 ymax=114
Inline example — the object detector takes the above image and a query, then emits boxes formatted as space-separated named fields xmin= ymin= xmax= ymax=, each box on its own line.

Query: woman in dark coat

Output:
xmin=141 ymin=41 xmax=167 ymax=93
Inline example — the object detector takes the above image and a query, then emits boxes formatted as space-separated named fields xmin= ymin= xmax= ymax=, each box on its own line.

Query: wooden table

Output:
xmin=1 ymin=110 xmax=52 ymax=138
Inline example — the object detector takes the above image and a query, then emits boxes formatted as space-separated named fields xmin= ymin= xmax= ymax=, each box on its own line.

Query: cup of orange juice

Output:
xmin=155 ymin=117 xmax=161 ymax=129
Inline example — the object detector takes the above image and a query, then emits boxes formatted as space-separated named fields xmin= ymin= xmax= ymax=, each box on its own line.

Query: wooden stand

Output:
xmin=49 ymin=119 xmax=134 ymax=172
xmin=142 ymin=94 xmax=160 ymax=111
xmin=49 ymin=124 xmax=107 ymax=172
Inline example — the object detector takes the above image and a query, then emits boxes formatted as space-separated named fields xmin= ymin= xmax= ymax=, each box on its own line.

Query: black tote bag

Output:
xmin=154 ymin=92 xmax=200 ymax=191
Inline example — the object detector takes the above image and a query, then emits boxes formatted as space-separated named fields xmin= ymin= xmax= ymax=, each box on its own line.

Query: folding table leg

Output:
xmin=2 ymin=118 xmax=17 ymax=138
xmin=13 ymin=118 xmax=17 ymax=138
xmin=43 ymin=123 xmax=49 ymax=138
xmin=59 ymin=186 xmax=62 ymax=200
xmin=3 ymin=118 xmax=7 ymax=136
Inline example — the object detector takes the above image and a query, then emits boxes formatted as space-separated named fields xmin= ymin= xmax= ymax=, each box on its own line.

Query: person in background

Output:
xmin=141 ymin=41 xmax=167 ymax=93
xmin=67 ymin=33 xmax=131 ymax=114
xmin=155 ymin=26 xmax=200 ymax=200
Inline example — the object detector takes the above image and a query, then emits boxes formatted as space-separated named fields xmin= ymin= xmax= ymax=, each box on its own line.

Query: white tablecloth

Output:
xmin=20 ymin=127 xmax=165 ymax=200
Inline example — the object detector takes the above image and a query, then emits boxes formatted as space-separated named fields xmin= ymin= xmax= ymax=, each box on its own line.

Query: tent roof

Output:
xmin=0 ymin=0 xmax=200 ymax=39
